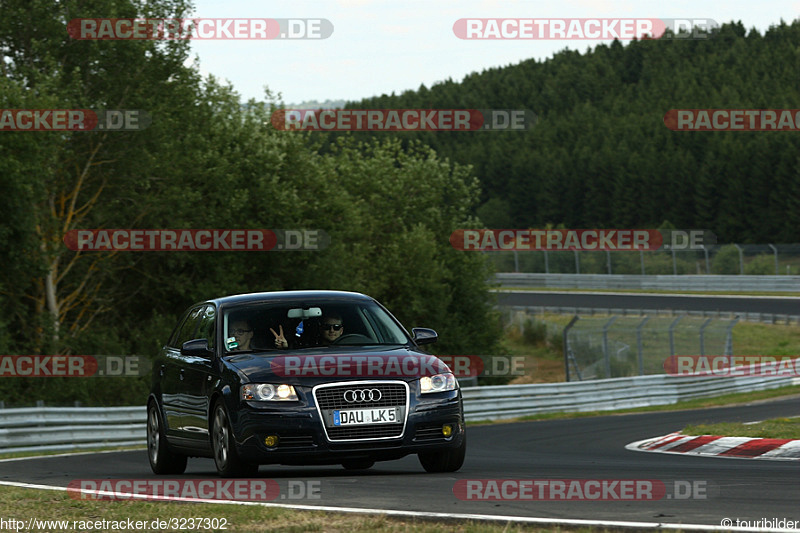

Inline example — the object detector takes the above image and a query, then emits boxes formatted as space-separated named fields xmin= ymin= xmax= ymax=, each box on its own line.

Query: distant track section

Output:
xmin=494 ymin=273 xmax=800 ymax=292
xmin=496 ymin=291 xmax=800 ymax=316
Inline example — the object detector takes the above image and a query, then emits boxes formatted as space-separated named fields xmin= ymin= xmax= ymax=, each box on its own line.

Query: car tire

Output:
xmin=418 ymin=433 xmax=466 ymax=473
xmin=341 ymin=459 xmax=375 ymax=470
xmin=147 ymin=401 xmax=188 ymax=475
xmin=211 ymin=400 xmax=258 ymax=477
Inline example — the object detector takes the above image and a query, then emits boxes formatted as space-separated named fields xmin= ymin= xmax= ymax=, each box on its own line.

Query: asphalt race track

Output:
xmin=497 ymin=291 xmax=800 ymax=316
xmin=2 ymin=292 xmax=798 ymax=528
xmin=2 ymin=397 xmax=799 ymax=528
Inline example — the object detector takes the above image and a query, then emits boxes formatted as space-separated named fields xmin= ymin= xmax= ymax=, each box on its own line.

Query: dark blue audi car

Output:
xmin=147 ymin=290 xmax=466 ymax=476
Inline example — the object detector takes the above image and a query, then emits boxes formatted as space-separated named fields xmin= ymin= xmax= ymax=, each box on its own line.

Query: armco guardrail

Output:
xmin=462 ymin=374 xmax=800 ymax=420
xmin=0 ymin=406 xmax=145 ymax=453
xmin=504 ymin=304 xmax=800 ymax=325
xmin=495 ymin=273 xmax=800 ymax=292
xmin=1 ymin=374 xmax=798 ymax=451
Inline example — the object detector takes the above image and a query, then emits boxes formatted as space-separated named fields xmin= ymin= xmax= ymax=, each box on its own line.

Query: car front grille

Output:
xmin=315 ymin=383 xmax=406 ymax=410
xmin=314 ymin=381 xmax=408 ymax=441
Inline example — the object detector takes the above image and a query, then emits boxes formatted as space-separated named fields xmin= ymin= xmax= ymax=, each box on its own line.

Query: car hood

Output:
xmin=223 ymin=346 xmax=450 ymax=384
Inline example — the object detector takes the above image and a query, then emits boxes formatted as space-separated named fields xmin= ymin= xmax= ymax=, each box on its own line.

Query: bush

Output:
xmin=522 ymin=318 xmax=547 ymax=345
xmin=745 ymin=254 xmax=776 ymax=275
xmin=711 ymin=245 xmax=742 ymax=274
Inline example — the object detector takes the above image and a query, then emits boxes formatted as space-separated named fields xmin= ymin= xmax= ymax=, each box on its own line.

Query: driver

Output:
xmin=319 ymin=313 xmax=344 ymax=345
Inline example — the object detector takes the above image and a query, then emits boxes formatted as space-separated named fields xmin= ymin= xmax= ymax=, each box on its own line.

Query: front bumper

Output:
xmin=231 ymin=385 xmax=464 ymax=465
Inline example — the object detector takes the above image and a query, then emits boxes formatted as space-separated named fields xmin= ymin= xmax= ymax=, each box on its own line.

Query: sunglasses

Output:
xmin=321 ymin=324 xmax=343 ymax=331
xmin=232 ymin=329 xmax=252 ymax=335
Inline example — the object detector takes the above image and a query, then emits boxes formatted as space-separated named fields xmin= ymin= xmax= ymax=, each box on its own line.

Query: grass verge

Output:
xmin=0 ymin=484 xmax=638 ymax=532
xmin=683 ymin=417 xmax=800 ymax=439
xmin=0 ymin=445 xmax=145 ymax=461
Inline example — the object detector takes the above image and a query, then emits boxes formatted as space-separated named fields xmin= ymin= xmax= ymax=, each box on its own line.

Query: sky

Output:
xmin=187 ymin=0 xmax=800 ymax=105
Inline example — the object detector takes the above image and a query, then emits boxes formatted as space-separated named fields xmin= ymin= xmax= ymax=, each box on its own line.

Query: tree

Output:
xmin=0 ymin=0 xmax=198 ymax=353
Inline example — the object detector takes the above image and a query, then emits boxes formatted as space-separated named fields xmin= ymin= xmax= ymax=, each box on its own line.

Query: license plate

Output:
xmin=333 ymin=408 xmax=397 ymax=426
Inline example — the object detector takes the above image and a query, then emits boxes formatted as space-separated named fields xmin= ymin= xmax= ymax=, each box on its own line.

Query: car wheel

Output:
xmin=341 ymin=459 xmax=375 ymax=470
xmin=418 ymin=433 xmax=466 ymax=473
xmin=211 ymin=401 xmax=258 ymax=477
xmin=147 ymin=401 xmax=187 ymax=475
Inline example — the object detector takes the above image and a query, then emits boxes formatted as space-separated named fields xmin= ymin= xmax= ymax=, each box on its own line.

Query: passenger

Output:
xmin=229 ymin=319 xmax=254 ymax=351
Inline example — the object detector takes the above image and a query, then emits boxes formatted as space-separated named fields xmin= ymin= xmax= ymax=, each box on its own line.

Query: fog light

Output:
xmin=264 ymin=435 xmax=279 ymax=448
xmin=442 ymin=424 xmax=453 ymax=437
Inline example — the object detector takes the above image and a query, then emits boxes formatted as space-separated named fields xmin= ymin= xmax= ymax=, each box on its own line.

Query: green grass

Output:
xmin=683 ymin=417 xmax=800 ymax=439
xmin=730 ymin=322 xmax=800 ymax=355
xmin=0 ymin=445 xmax=145 ymax=461
xmin=0 ymin=484 xmax=648 ymax=532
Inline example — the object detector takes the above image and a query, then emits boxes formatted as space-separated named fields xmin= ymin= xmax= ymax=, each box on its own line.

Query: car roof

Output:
xmin=200 ymin=290 xmax=375 ymax=309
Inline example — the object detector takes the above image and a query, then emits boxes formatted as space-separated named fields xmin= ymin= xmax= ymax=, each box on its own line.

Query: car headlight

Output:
xmin=241 ymin=383 xmax=298 ymax=401
xmin=420 ymin=372 xmax=457 ymax=394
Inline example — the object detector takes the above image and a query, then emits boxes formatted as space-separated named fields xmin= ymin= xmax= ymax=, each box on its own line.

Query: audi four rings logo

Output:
xmin=343 ymin=389 xmax=382 ymax=402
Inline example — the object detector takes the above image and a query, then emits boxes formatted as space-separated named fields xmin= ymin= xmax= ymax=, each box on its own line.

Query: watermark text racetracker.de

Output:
xmin=453 ymin=18 xmax=719 ymax=40
xmin=0 ymin=109 xmax=149 ymax=131
xmin=63 ymin=229 xmax=328 ymax=251
xmin=665 ymin=109 xmax=800 ymax=131
xmin=67 ymin=479 xmax=323 ymax=502
xmin=664 ymin=355 xmax=800 ymax=377
xmin=450 ymin=229 xmax=714 ymax=251
xmin=0 ymin=355 xmax=148 ymax=377
xmin=68 ymin=18 xmax=333 ymax=40
xmin=271 ymin=109 xmax=536 ymax=131
xmin=454 ymin=479 xmax=712 ymax=501
xmin=270 ymin=354 xmax=527 ymax=378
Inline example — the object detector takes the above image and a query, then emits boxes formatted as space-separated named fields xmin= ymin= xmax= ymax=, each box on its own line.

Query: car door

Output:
xmin=177 ymin=304 xmax=217 ymax=444
xmin=161 ymin=305 xmax=204 ymax=438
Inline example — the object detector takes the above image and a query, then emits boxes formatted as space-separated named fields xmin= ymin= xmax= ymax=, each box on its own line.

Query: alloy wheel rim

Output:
xmin=147 ymin=407 xmax=159 ymax=463
xmin=213 ymin=408 xmax=228 ymax=467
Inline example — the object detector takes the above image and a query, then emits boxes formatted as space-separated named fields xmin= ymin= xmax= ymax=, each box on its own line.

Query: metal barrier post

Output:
xmin=725 ymin=317 xmax=739 ymax=358
xmin=563 ymin=315 xmax=580 ymax=382
xmin=636 ymin=316 xmax=650 ymax=375
xmin=668 ymin=316 xmax=683 ymax=357
xmin=769 ymin=244 xmax=778 ymax=275
xmin=699 ymin=317 xmax=713 ymax=356
xmin=602 ymin=316 xmax=619 ymax=378
xmin=734 ymin=244 xmax=744 ymax=274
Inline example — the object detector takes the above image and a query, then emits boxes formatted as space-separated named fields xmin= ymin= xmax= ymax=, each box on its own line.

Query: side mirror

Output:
xmin=411 ymin=328 xmax=438 ymax=346
xmin=181 ymin=339 xmax=213 ymax=358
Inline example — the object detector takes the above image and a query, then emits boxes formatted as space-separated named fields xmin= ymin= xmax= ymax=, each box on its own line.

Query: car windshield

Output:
xmin=222 ymin=300 xmax=410 ymax=353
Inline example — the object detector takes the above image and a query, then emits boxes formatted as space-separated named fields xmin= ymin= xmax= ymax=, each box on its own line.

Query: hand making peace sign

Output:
xmin=270 ymin=325 xmax=289 ymax=349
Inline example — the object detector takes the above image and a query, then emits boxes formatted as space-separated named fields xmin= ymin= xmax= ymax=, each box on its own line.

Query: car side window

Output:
xmin=196 ymin=305 xmax=216 ymax=351
xmin=168 ymin=308 xmax=192 ymax=348
xmin=174 ymin=306 xmax=204 ymax=348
